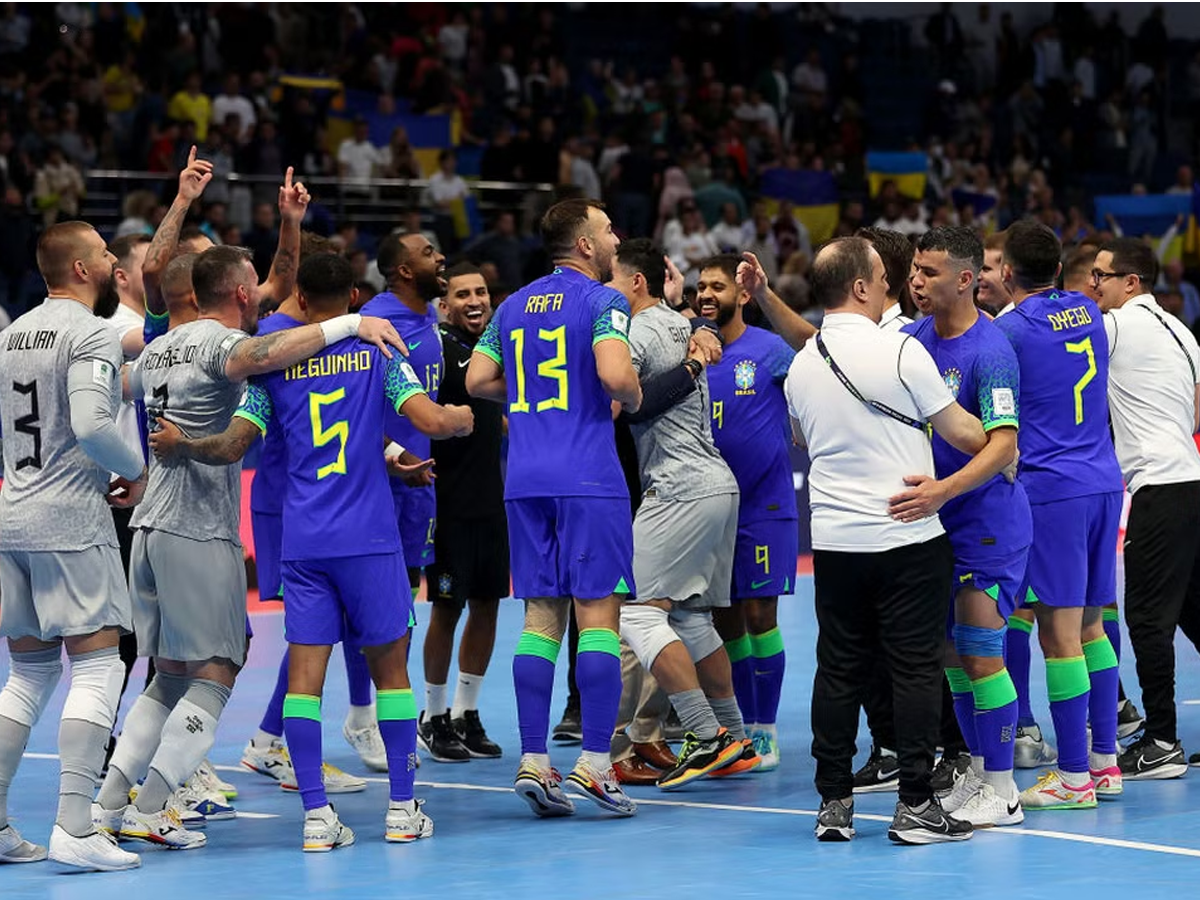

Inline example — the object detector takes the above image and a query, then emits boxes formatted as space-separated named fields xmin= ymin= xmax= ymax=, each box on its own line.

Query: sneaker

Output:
xmin=709 ymin=738 xmax=762 ymax=778
xmin=1014 ymin=725 xmax=1059 ymax=769
xmin=178 ymin=776 xmax=237 ymax=821
xmin=91 ymin=802 xmax=126 ymax=838
xmin=954 ymin=783 xmax=1024 ymax=827
xmin=120 ymin=805 xmax=207 ymax=849
xmin=303 ymin=805 xmax=355 ymax=853
xmin=657 ymin=729 xmax=745 ymax=791
xmin=552 ymin=705 xmax=583 ymax=744
xmin=514 ymin=757 xmax=575 ymax=817
xmin=1018 ymin=770 xmax=1098 ymax=810
xmin=195 ymin=759 xmax=237 ymax=800
xmin=814 ymin=798 xmax=855 ymax=841
xmin=417 ymin=712 xmax=471 ymax=763
xmin=564 ymin=759 xmax=637 ymax=816
xmin=751 ymin=726 xmax=780 ymax=771
xmin=0 ymin=823 xmax=47 ymax=863
xmin=852 ymin=745 xmax=899 ymax=794
xmin=941 ymin=765 xmax=983 ymax=814
xmin=1090 ymin=765 xmax=1123 ymax=799
xmin=241 ymin=738 xmax=295 ymax=783
xmin=166 ymin=788 xmax=207 ymax=829
xmin=1120 ymin=735 xmax=1188 ymax=780
xmin=888 ymin=797 xmax=973 ymax=844
xmin=385 ymin=799 xmax=434 ymax=843
xmin=1191 ymin=751 xmax=1200 ymax=768
xmin=931 ymin=751 xmax=973 ymax=796
xmin=1117 ymin=698 xmax=1146 ymax=740
xmin=343 ymin=720 xmax=389 ymax=772
xmin=453 ymin=709 xmax=502 ymax=759
xmin=281 ymin=762 xmax=367 ymax=794
xmin=47 ymin=826 xmax=139 ymax=871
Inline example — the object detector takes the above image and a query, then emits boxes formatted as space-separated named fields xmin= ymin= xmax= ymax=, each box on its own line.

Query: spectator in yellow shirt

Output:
xmin=167 ymin=72 xmax=213 ymax=142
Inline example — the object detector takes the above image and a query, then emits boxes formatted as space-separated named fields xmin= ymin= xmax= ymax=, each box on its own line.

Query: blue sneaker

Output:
xmin=179 ymin=777 xmax=236 ymax=821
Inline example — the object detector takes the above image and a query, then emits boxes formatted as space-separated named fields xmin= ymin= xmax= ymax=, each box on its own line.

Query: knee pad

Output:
xmin=0 ymin=646 xmax=63 ymax=727
xmin=619 ymin=603 xmax=678 ymax=670
xmin=670 ymin=607 xmax=724 ymax=664
xmin=953 ymin=623 xmax=1006 ymax=660
xmin=62 ymin=647 xmax=125 ymax=729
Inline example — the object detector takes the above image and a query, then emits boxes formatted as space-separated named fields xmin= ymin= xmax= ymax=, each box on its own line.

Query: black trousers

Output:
xmin=862 ymin=655 xmax=967 ymax=756
xmin=1123 ymin=481 xmax=1200 ymax=742
xmin=813 ymin=535 xmax=953 ymax=805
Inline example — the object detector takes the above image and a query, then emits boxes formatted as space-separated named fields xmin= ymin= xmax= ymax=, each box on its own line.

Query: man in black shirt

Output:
xmin=422 ymin=262 xmax=510 ymax=759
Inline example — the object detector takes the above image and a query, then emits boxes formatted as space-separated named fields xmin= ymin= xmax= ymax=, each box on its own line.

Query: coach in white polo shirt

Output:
xmin=1091 ymin=237 xmax=1200 ymax=779
xmin=785 ymin=236 xmax=988 ymax=845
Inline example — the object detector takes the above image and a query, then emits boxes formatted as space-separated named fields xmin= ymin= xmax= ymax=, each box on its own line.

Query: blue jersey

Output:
xmin=475 ymin=266 xmax=631 ymax=500
xmin=707 ymin=325 xmax=798 ymax=523
xmin=234 ymin=338 xmax=426 ymax=560
xmin=248 ymin=312 xmax=302 ymax=515
xmin=994 ymin=290 xmax=1124 ymax=503
xmin=904 ymin=315 xmax=1032 ymax=552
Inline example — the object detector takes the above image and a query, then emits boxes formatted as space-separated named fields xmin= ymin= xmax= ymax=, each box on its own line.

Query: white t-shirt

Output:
xmin=425 ymin=172 xmax=470 ymax=205
xmin=211 ymin=93 xmax=257 ymax=140
xmin=1104 ymin=294 xmax=1200 ymax=494
xmin=337 ymin=139 xmax=383 ymax=187
xmin=878 ymin=303 xmax=913 ymax=332
xmin=785 ymin=313 xmax=953 ymax=552
xmin=108 ymin=302 xmax=145 ymax=458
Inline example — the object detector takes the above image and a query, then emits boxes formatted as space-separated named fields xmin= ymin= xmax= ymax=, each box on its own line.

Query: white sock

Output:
xmin=253 ymin=728 xmax=281 ymax=748
xmin=521 ymin=752 xmax=551 ymax=770
xmin=345 ymin=703 xmax=376 ymax=731
xmin=970 ymin=754 xmax=985 ymax=776
xmin=981 ymin=768 xmax=1017 ymax=800
xmin=581 ymin=750 xmax=611 ymax=772
xmin=451 ymin=673 xmax=483 ymax=719
xmin=425 ymin=683 xmax=448 ymax=718
xmin=1155 ymin=738 xmax=1176 ymax=751
xmin=389 ymin=798 xmax=417 ymax=813
xmin=1089 ymin=750 xmax=1117 ymax=771
xmin=96 ymin=694 xmax=171 ymax=809
xmin=1057 ymin=767 xmax=1089 ymax=787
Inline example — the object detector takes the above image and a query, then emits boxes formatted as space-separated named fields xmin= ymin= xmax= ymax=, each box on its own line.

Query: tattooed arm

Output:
xmin=224 ymin=316 xmax=406 ymax=381
xmin=259 ymin=166 xmax=309 ymax=309
xmin=148 ymin=416 xmax=260 ymax=465
xmin=143 ymin=146 xmax=213 ymax=317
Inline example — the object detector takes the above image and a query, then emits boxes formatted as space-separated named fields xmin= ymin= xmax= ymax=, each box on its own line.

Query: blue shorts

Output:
xmin=947 ymin=547 xmax=1030 ymax=637
xmin=506 ymin=496 xmax=634 ymax=600
xmin=1025 ymin=492 xmax=1122 ymax=609
xmin=281 ymin=553 xmax=411 ymax=648
xmin=393 ymin=485 xmax=436 ymax=570
xmin=251 ymin=510 xmax=283 ymax=601
xmin=731 ymin=518 xmax=799 ymax=599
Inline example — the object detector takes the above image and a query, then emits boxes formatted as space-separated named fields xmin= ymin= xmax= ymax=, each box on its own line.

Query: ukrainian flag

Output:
xmin=759 ymin=168 xmax=840 ymax=245
xmin=1095 ymin=194 xmax=1191 ymax=262
xmin=867 ymin=152 xmax=927 ymax=200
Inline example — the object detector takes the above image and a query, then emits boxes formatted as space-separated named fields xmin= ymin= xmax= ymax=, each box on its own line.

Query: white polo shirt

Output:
xmin=1104 ymin=293 xmax=1200 ymax=493
xmin=878 ymin=302 xmax=913 ymax=332
xmin=785 ymin=312 xmax=954 ymax=552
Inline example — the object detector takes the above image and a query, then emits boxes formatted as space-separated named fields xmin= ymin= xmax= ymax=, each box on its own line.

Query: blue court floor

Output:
xmin=4 ymin=573 xmax=1200 ymax=899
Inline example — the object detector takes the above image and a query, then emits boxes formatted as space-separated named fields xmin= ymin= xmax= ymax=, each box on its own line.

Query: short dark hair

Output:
xmin=916 ymin=225 xmax=984 ymax=273
xmin=615 ymin=238 xmax=667 ymax=299
xmin=191 ymin=245 xmax=253 ymax=310
xmin=179 ymin=224 xmax=206 ymax=243
xmin=697 ymin=254 xmax=741 ymax=285
xmin=984 ymin=229 xmax=1008 ymax=253
xmin=1099 ymin=237 xmax=1158 ymax=288
xmin=1003 ymin=219 xmax=1062 ymax=290
xmin=446 ymin=261 xmax=483 ymax=281
xmin=297 ymin=253 xmax=354 ymax=307
xmin=540 ymin=198 xmax=605 ymax=260
xmin=299 ymin=231 xmax=337 ymax=262
xmin=36 ymin=220 xmax=96 ymax=287
xmin=1062 ymin=243 xmax=1099 ymax=290
xmin=376 ymin=231 xmax=415 ymax=278
xmin=810 ymin=236 xmax=875 ymax=309
xmin=108 ymin=233 xmax=151 ymax=269
xmin=856 ymin=227 xmax=913 ymax=302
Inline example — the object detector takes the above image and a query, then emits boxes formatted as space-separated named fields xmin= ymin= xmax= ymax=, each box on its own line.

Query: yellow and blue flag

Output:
xmin=867 ymin=151 xmax=927 ymax=200
xmin=759 ymin=168 xmax=840 ymax=245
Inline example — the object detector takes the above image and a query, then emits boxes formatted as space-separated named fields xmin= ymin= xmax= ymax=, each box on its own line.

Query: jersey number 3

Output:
xmin=12 ymin=380 xmax=41 ymax=469
xmin=509 ymin=326 xmax=568 ymax=414
xmin=309 ymin=389 xmax=348 ymax=479
xmin=1064 ymin=336 xmax=1096 ymax=426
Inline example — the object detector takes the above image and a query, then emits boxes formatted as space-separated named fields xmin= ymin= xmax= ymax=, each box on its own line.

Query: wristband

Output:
xmin=683 ymin=358 xmax=703 ymax=379
xmin=319 ymin=313 xmax=362 ymax=347
xmin=384 ymin=442 xmax=405 ymax=459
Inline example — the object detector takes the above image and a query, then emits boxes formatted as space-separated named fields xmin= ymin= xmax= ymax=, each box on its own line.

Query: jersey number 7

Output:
xmin=1064 ymin=336 xmax=1096 ymax=426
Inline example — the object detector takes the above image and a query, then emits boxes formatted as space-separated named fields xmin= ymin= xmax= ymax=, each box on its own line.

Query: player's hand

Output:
xmin=107 ymin=468 xmax=148 ymax=509
xmin=663 ymin=254 xmax=686 ymax=308
xmin=178 ymin=145 xmax=214 ymax=203
xmin=278 ymin=166 xmax=310 ymax=224
xmin=357 ymin=316 xmax=408 ymax=359
xmin=386 ymin=452 xmax=436 ymax=487
xmin=688 ymin=328 xmax=722 ymax=367
xmin=737 ymin=251 xmax=769 ymax=300
xmin=1002 ymin=446 xmax=1020 ymax=483
xmin=887 ymin=474 xmax=949 ymax=522
xmin=148 ymin=418 xmax=186 ymax=460
xmin=445 ymin=404 xmax=474 ymax=437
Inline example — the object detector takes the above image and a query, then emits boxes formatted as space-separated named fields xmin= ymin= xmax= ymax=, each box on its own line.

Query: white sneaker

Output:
xmin=0 ymin=823 xmax=47 ymax=863
xmin=385 ymin=799 xmax=434 ymax=842
xmin=343 ymin=720 xmax=389 ymax=772
xmin=120 ymin=806 xmax=207 ymax=849
xmin=940 ymin=765 xmax=983 ymax=814
xmin=195 ymin=759 xmax=238 ymax=800
xmin=241 ymin=738 xmax=295 ymax=783
xmin=954 ymin=783 xmax=1024 ymax=827
xmin=91 ymin=802 xmax=126 ymax=837
xmin=178 ymin=775 xmax=237 ymax=821
xmin=303 ymin=804 xmax=355 ymax=852
xmin=281 ymin=761 xmax=367 ymax=794
xmin=47 ymin=825 xmax=139 ymax=871
xmin=1014 ymin=725 xmax=1058 ymax=769
xmin=167 ymin=787 xmax=208 ymax=829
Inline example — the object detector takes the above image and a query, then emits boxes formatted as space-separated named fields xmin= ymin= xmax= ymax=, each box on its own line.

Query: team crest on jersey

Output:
xmin=734 ymin=359 xmax=757 ymax=395
xmin=943 ymin=367 xmax=963 ymax=398
xmin=438 ymin=573 xmax=453 ymax=597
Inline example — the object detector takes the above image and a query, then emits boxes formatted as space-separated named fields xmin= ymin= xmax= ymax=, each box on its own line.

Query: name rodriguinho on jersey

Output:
xmin=285 ymin=348 xmax=373 ymax=381
xmin=524 ymin=293 xmax=564 ymax=314
xmin=1046 ymin=304 xmax=1093 ymax=332
xmin=140 ymin=343 xmax=199 ymax=369
xmin=6 ymin=328 xmax=58 ymax=351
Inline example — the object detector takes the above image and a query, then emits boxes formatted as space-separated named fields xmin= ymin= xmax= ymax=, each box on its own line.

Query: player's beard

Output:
xmin=415 ymin=269 xmax=443 ymax=303
xmin=93 ymin=275 xmax=121 ymax=319
xmin=713 ymin=300 xmax=735 ymax=327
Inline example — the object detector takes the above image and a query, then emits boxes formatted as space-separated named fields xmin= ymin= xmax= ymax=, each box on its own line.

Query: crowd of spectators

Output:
xmin=0 ymin=3 xmax=1197 ymax=327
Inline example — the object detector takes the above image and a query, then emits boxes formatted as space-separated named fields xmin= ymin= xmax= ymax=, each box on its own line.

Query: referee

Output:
xmin=1090 ymin=238 xmax=1200 ymax=779
xmin=785 ymin=236 xmax=987 ymax=845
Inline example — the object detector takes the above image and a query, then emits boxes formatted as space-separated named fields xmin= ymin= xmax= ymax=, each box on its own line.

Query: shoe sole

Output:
xmin=887 ymin=828 xmax=973 ymax=845
xmin=1124 ymin=763 xmax=1188 ymax=780
xmin=463 ymin=746 xmax=503 ymax=759
xmin=303 ymin=834 xmax=355 ymax=853
xmin=48 ymin=851 xmax=139 ymax=872
xmin=658 ymin=742 xmax=746 ymax=791
xmin=710 ymin=758 xmax=762 ymax=778
xmin=1021 ymin=800 xmax=1098 ymax=810
xmin=852 ymin=776 xmax=900 ymax=794
xmin=119 ymin=830 xmax=207 ymax=850
xmin=241 ymin=760 xmax=288 ymax=782
xmin=815 ymin=825 xmax=855 ymax=841
xmin=196 ymin=809 xmax=237 ymax=821
xmin=385 ymin=826 xmax=433 ymax=843
xmin=514 ymin=779 xmax=575 ymax=818
xmin=563 ymin=778 xmax=637 ymax=817
xmin=958 ymin=810 xmax=1025 ymax=828
xmin=551 ymin=735 xmax=583 ymax=745
xmin=281 ymin=782 xmax=367 ymax=794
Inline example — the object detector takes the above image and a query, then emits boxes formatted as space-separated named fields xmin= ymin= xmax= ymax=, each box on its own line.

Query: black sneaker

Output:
xmin=931 ymin=752 xmax=972 ymax=797
xmin=1117 ymin=698 xmax=1146 ymax=740
xmin=453 ymin=710 xmax=502 ymax=759
xmin=1190 ymin=751 xmax=1200 ymax=768
xmin=551 ymin=706 xmax=583 ymax=745
xmin=1119 ymin=734 xmax=1187 ymax=780
xmin=657 ymin=729 xmax=744 ymax=791
xmin=853 ymin=745 xmax=900 ymax=794
xmin=887 ymin=797 xmax=974 ymax=845
xmin=417 ymin=712 xmax=471 ymax=763
xmin=815 ymin=798 xmax=855 ymax=841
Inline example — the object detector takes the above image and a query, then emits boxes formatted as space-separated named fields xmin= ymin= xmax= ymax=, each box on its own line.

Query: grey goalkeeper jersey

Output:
xmin=129 ymin=318 xmax=248 ymax=542
xmin=0 ymin=298 xmax=130 ymax=551
xmin=627 ymin=302 xmax=739 ymax=503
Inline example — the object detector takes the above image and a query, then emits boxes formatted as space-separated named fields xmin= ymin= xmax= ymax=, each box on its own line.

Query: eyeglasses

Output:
xmin=1090 ymin=268 xmax=1130 ymax=285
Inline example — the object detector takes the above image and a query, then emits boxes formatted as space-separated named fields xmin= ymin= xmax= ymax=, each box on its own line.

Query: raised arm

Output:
xmin=737 ymin=251 xmax=817 ymax=351
xmin=143 ymin=146 xmax=213 ymax=317
xmin=259 ymin=167 xmax=309 ymax=308
xmin=224 ymin=315 xmax=405 ymax=382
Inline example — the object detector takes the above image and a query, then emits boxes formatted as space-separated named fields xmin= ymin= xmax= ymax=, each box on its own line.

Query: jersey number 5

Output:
xmin=509 ymin=326 xmax=568 ymax=414
xmin=309 ymin=389 xmax=348 ymax=479
xmin=12 ymin=380 xmax=41 ymax=469
xmin=1064 ymin=336 xmax=1096 ymax=426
